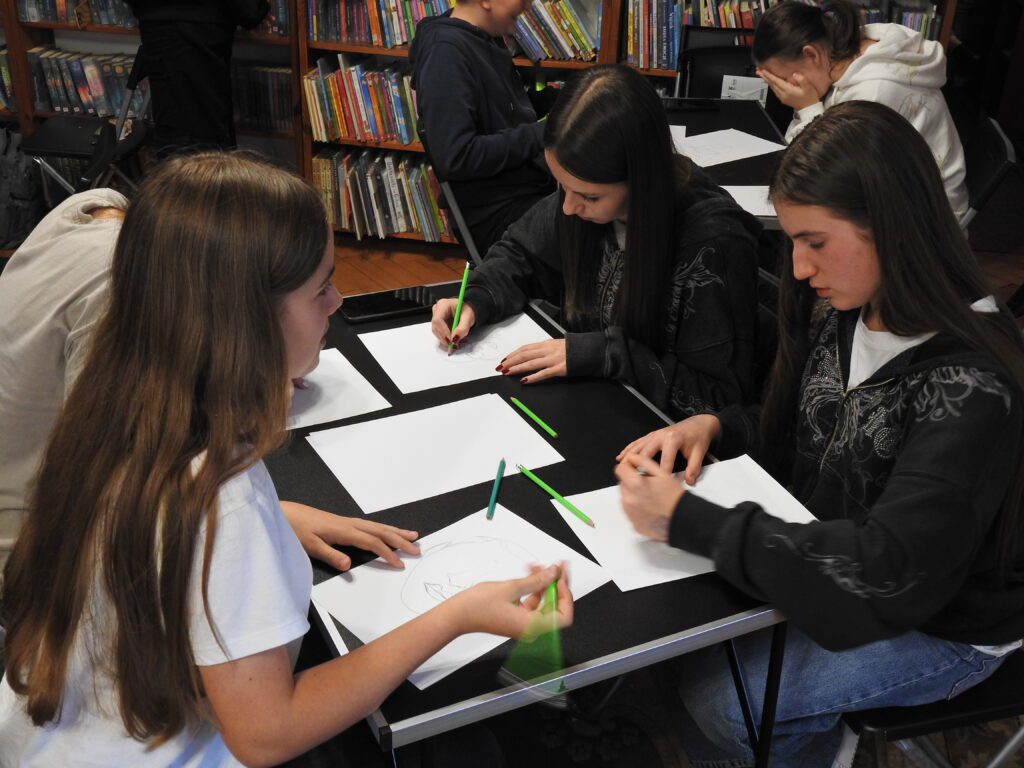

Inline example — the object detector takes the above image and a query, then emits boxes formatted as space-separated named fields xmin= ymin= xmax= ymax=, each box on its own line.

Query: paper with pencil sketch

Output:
xmin=358 ymin=313 xmax=550 ymax=394
xmin=306 ymin=393 xmax=563 ymax=514
xmin=676 ymin=129 xmax=786 ymax=168
xmin=722 ymin=186 xmax=776 ymax=218
xmin=311 ymin=507 xmax=611 ymax=689
xmin=552 ymin=455 xmax=817 ymax=592
xmin=287 ymin=348 xmax=390 ymax=431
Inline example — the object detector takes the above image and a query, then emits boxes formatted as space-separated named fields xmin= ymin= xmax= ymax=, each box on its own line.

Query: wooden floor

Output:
xmin=332 ymin=234 xmax=466 ymax=297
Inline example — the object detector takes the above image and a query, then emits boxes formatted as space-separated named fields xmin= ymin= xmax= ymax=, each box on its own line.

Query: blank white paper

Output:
xmin=358 ymin=313 xmax=550 ymax=394
xmin=307 ymin=393 xmax=564 ymax=513
xmin=288 ymin=348 xmax=391 ymax=431
xmin=311 ymin=507 xmax=611 ymax=689
xmin=670 ymin=125 xmax=687 ymax=154
xmin=676 ymin=129 xmax=786 ymax=168
xmin=554 ymin=455 xmax=816 ymax=592
xmin=722 ymin=186 xmax=776 ymax=218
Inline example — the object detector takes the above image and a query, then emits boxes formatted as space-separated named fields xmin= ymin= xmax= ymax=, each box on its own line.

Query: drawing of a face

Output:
xmin=400 ymin=536 xmax=536 ymax=614
xmin=449 ymin=338 xmax=501 ymax=363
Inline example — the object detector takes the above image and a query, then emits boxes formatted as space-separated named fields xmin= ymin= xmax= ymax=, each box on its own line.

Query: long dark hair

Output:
xmin=544 ymin=64 xmax=691 ymax=347
xmin=752 ymin=0 xmax=862 ymax=65
xmin=763 ymin=101 xmax=1024 ymax=574
xmin=2 ymin=151 xmax=328 ymax=744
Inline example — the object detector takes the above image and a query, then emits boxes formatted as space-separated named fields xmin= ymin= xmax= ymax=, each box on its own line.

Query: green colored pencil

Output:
xmin=542 ymin=579 xmax=558 ymax=613
xmin=510 ymin=396 xmax=558 ymax=439
xmin=487 ymin=457 xmax=505 ymax=520
xmin=516 ymin=464 xmax=594 ymax=527
xmin=448 ymin=262 xmax=471 ymax=355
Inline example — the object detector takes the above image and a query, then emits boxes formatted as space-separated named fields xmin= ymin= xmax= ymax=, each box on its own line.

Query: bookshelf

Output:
xmin=0 ymin=0 xmax=959 ymax=248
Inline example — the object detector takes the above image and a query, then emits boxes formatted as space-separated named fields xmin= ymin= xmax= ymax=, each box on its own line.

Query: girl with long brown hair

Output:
xmin=0 ymin=152 xmax=572 ymax=766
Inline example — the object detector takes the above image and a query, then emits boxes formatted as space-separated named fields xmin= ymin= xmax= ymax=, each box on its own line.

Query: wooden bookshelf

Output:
xmin=20 ymin=20 xmax=138 ymax=35
xmin=315 ymin=137 xmax=425 ymax=152
xmin=334 ymin=225 xmax=458 ymax=244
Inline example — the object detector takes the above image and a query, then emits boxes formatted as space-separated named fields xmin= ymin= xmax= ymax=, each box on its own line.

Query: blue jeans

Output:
xmin=678 ymin=626 xmax=1010 ymax=768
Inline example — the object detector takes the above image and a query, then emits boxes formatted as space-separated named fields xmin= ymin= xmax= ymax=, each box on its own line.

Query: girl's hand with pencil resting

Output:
xmin=431 ymin=298 xmax=476 ymax=349
xmin=279 ymin=502 xmax=420 ymax=571
xmin=615 ymin=455 xmax=684 ymax=542
xmin=498 ymin=339 xmax=567 ymax=383
xmin=616 ymin=413 xmax=720 ymax=483
xmin=449 ymin=563 xmax=573 ymax=639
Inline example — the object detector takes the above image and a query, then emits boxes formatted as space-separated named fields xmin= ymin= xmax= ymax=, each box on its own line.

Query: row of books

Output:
xmin=855 ymin=1 xmax=942 ymax=39
xmin=312 ymin=148 xmax=451 ymax=241
xmin=307 ymin=0 xmax=453 ymax=47
xmin=0 ymin=51 xmax=15 ymax=112
xmin=511 ymin=0 xmax=601 ymax=62
xmin=232 ymin=63 xmax=294 ymax=134
xmin=25 ymin=46 xmax=148 ymax=117
xmin=254 ymin=0 xmax=293 ymax=36
xmin=623 ymin=0 xmax=682 ymax=70
xmin=16 ymin=0 xmax=136 ymax=27
xmin=304 ymin=56 xmax=419 ymax=145
xmin=680 ymin=0 xmax=779 ymax=29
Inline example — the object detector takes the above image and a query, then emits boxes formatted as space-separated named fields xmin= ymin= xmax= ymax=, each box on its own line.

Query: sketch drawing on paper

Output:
xmin=446 ymin=338 xmax=501 ymax=363
xmin=400 ymin=537 xmax=536 ymax=614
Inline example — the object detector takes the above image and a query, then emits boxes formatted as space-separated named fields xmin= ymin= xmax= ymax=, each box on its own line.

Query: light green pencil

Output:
xmin=510 ymin=396 xmax=558 ymax=439
xmin=447 ymin=261 xmax=471 ymax=356
xmin=516 ymin=464 xmax=594 ymax=527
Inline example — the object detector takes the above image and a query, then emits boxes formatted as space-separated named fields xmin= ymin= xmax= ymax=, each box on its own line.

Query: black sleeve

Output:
xmin=565 ymin=235 xmax=759 ymax=419
xmin=415 ymin=42 xmax=545 ymax=181
xmin=668 ymin=367 xmax=1021 ymax=650
xmin=461 ymin=193 xmax=563 ymax=326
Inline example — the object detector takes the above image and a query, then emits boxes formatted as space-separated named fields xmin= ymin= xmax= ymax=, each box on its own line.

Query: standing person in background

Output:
xmin=128 ymin=1 xmax=270 ymax=157
xmin=410 ymin=0 xmax=555 ymax=255
xmin=752 ymin=0 xmax=968 ymax=220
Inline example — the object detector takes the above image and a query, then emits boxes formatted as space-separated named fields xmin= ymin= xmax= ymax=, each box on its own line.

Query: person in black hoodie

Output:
xmin=409 ymin=0 xmax=555 ymax=255
xmin=616 ymin=101 xmax=1024 ymax=767
xmin=128 ymin=1 xmax=270 ymax=156
xmin=430 ymin=64 xmax=762 ymax=420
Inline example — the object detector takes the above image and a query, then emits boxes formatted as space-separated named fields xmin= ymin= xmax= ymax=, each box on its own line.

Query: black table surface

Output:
xmin=265 ymin=283 xmax=772 ymax=745
xmin=664 ymin=97 xmax=786 ymax=188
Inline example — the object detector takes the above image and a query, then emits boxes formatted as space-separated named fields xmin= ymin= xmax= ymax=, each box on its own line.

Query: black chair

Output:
xmin=21 ymin=45 xmax=149 ymax=200
xmin=414 ymin=124 xmax=484 ymax=267
xmin=843 ymin=649 xmax=1024 ymax=768
xmin=961 ymin=113 xmax=1017 ymax=230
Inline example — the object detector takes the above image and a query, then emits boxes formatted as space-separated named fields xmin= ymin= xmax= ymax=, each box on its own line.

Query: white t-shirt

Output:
xmin=846 ymin=296 xmax=1021 ymax=657
xmin=0 ymin=460 xmax=313 ymax=767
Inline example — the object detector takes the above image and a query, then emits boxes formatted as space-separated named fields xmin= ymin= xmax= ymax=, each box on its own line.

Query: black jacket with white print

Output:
xmin=671 ymin=307 xmax=1024 ymax=651
xmin=461 ymin=160 xmax=762 ymax=419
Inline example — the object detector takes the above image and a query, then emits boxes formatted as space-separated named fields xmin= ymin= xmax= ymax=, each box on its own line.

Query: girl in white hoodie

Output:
xmin=752 ymin=0 xmax=968 ymax=220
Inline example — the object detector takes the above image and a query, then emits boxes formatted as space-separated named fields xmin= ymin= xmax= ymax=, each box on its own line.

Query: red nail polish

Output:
xmin=521 ymin=377 xmax=529 ymax=384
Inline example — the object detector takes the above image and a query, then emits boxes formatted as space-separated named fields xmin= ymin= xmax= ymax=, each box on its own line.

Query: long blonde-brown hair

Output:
xmin=2 ymin=151 xmax=328 ymax=744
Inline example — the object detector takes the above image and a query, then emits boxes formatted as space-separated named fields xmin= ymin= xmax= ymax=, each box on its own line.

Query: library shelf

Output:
xmin=19 ymin=21 xmax=138 ymax=35
xmin=633 ymin=66 xmax=676 ymax=78
xmin=333 ymin=225 xmax=457 ymax=245
xmin=314 ymin=137 xmax=425 ymax=153
xmin=306 ymin=40 xmax=596 ymax=70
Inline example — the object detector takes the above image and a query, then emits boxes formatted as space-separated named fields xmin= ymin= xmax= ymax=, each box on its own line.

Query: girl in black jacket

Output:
xmin=615 ymin=101 xmax=1024 ymax=767
xmin=431 ymin=64 xmax=763 ymax=420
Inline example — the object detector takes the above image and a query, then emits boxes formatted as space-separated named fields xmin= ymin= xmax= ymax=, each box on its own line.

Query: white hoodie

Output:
xmin=786 ymin=23 xmax=969 ymax=220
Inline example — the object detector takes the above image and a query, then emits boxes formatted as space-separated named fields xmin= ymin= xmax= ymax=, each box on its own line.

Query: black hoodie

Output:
xmin=671 ymin=308 xmax=1024 ymax=651
xmin=461 ymin=159 xmax=764 ymax=419
xmin=409 ymin=11 xmax=554 ymax=239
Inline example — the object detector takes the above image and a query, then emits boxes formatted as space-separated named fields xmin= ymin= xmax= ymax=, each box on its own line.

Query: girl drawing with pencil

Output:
xmin=430 ymin=64 xmax=763 ymax=420
xmin=0 ymin=152 xmax=572 ymax=766
xmin=615 ymin=101 xmax=1024 ymax=766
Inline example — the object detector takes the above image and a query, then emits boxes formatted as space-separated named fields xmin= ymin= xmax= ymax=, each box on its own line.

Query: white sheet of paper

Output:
xmin=670 ymin=124 xmax=687 ymax=154
xmin=554 ymin=455 xmax=816 ymax=591
xmin=287 ymin=348 xmax=391 ymax=431
xmin=358 ymin=313 xmax=550 ymax=394
xmin=676 ymin=129 xmax=786 ymax=168
xmin=311 ymin=507 xmax=611 ymax=689
xmin=722 ymin=186 xmax=776 ymax=218
xmin=307 ymin=393 xmax=564 ymax=513
xmin=311 ymin=598 xmax=349 ymax=657
xmin=720 ymin=75 xmax=769 ymax=107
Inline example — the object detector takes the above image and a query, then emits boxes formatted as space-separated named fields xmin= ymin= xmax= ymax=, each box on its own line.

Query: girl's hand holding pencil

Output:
xmin=430 ymin=297 xmax=477 ymax=350
xmin=447 ymin=563 xmax=574 ymax=639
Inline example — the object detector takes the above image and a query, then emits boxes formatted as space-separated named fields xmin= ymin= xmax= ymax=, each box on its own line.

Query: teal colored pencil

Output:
xmin=487 ymin=457 xmax=505 ymax=520
xmin=510 ymin=396 xmax=558 ymax=439
xmin=516 ymin=464 xmax=595 ymax=527
xmin=448 ymin=262 xmax=471 ymax=355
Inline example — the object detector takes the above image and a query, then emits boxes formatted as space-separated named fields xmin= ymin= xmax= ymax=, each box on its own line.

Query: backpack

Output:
xmin=0 ymin=128 xmax=45 ymax=249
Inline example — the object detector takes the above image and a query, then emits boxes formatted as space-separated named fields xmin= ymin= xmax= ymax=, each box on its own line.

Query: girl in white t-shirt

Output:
xmin=752 ymin=0 xmax=968 ymax=220
xmin=0 ymin=152 xmax=572 ymax=767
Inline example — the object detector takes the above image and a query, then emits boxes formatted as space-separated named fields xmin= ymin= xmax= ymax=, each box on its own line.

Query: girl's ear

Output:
xmin=800 ymin=44 xmax=826 ymax=69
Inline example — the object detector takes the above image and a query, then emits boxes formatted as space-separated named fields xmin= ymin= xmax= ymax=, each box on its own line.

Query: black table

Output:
xmin=664 ymin=97 xmax=786 ymax=229
xmin=266 ymin=284 xmax=787 ymax=765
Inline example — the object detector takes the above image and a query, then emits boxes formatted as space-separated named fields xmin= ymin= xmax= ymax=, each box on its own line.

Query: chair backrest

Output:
xmin=416 ymin=123 xmax=484 ymax=266
xmin=961 ymin=114 xmax=1017 ymax=228
xmin=680 ymin=45 xmax=757 ymax=99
